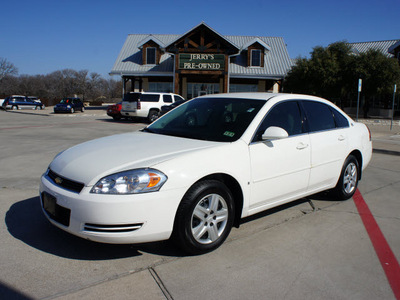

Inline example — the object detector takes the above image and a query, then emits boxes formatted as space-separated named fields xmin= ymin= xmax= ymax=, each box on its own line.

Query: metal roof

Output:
xmin=348 ymin=40 xmax=399 ymax=58
xmin=110 ymin=31 xmax=293 ymax=79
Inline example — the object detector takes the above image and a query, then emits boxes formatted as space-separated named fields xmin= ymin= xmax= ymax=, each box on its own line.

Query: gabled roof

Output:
xmin=241 ymin=37 xmax=271 ymax=52
xmin=388 ymin=40 xmax=400 ymax=54
xmin=165 ymin=22 xmax=240 ymax=52
xmin=348 ymin=40 xmax=399 ymax=58
xmin=137 ymin=34 xmax=166 ymax=49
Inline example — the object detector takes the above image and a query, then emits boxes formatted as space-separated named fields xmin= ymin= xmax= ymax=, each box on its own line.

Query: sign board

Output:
xmin=179 ymin=54 xmax=225 ymax=70
xmin=358 ymin=79 xmax=362 ymax=92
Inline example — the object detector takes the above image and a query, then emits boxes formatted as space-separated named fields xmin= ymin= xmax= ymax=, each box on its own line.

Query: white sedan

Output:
xmin=40 ymin=93 xmax=372 ymax=254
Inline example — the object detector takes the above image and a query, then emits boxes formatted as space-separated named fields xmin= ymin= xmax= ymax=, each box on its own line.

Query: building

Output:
xmin=110 ymin=22 xmax=293 ymax=99
xmin=348 ymin=39 xmax=400 ymax=58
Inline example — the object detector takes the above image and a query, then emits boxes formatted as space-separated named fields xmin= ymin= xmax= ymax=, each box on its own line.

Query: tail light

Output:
xmin=137 ymin=100 xmax=141 ymax=110
xmin=366 ymin=125 xmax=371 ymax=141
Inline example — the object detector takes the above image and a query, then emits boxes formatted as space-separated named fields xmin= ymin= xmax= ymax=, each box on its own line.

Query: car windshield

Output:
xmin=146 ymin=97 xmax=266 ymax=142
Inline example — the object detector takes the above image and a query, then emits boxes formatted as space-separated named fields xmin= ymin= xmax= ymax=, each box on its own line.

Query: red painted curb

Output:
xmin=353 ymin=189 xmax=400 ymax=300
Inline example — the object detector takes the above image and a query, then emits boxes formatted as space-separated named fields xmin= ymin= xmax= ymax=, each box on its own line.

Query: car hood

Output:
xmin=49 ymin=131 xmax=218 ymax=186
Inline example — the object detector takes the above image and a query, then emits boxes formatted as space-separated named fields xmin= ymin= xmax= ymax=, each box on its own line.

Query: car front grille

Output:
xmin=83 ymin=223 xmax=143 ymax=233
xmin=47 ymin=169 xmax=85 ymax=193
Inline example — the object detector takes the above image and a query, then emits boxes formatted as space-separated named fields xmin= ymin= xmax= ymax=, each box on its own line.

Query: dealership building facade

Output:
xmin=110 ymin=23 xmax=293 ymax=99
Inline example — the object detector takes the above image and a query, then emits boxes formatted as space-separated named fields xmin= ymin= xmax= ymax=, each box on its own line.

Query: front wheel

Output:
xmin=333 ymin=155 xmax=359 ymax=200
xmin=172 ymin=180 xmax=235 ymax=255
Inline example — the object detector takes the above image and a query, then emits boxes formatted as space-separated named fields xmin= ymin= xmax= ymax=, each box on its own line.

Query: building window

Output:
xmin=251 ymin=49 xmax=261 ymax=67
xmin=146 ymin=47 xmax=156 ymax=65
xmin=229 ymin=84 xmax=258 ymax=93
xmin=148 ymin=82 xmax=173 ymax=92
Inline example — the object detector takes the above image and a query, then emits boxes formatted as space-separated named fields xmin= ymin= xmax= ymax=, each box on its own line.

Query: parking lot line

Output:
xmin=353 ymin=189 xmax=400 ymax=300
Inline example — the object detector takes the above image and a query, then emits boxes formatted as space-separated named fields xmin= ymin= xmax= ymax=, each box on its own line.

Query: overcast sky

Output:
xmin=1 ymin=0 xmax=398 ymax=78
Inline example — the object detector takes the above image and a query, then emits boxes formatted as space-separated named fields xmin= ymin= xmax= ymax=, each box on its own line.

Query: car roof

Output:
xmin=199 ymin=92 xmax=279 ymax=101
xmin=198 ymin=92 xmax=327 ymax=103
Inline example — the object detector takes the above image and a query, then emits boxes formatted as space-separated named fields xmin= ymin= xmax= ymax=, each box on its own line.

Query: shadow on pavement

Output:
xmin=0 ymin=281 xmax=33 ymax=300
xmin=5 ymin=196 xmax=185 ymax=260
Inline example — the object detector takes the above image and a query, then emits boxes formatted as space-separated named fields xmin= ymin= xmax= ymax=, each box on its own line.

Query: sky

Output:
xmin=1 ymin=0 xmax=399 ymax=78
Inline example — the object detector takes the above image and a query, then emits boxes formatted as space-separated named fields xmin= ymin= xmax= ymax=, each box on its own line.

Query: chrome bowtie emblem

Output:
xmin=55 ymin=177 xmax=63 ymax=184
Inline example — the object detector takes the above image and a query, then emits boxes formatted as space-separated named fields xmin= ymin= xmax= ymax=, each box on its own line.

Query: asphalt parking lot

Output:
xmin=1 ymin=107 xmax=399 ymax=300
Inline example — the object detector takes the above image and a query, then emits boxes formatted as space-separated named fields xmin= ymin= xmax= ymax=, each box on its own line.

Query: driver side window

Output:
xmin=255 ymin=101 xmax=303 ymax=141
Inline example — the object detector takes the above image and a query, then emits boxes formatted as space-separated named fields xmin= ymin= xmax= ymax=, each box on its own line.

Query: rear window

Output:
xmin=123 ymin=93 xmax=141 ymax=102
xmin=140 ymin=94 xmax=160 ymax=102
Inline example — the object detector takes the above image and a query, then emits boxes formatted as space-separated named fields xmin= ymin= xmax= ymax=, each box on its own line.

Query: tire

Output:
xmin=148 ymin=110 xmax=159 ymax=123
xmin=12 ymin=105 xmax=18 ymax=110
xmin=70 ymin=108 xmax=75 ymax=113
xmin=333 ymin=155 xmax=359 ymax=200
xmin=113 ymin=115 xmax=121 ymax=121
xmin=172 ymin=180 xmax=235 ymax=255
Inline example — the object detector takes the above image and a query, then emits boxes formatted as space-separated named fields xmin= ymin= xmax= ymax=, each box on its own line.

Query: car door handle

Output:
xmin=296 ymin=142 xmax=309 ymax=150
xmin=338 ymin=135 xmax=346 ymax=141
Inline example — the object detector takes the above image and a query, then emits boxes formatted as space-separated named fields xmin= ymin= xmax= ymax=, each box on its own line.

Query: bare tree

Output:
xmin=0 ymin=58 xmax=18 ymax=80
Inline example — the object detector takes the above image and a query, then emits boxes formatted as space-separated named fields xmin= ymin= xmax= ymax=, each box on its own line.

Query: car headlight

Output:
xmin=67 ymin=105 xmax=71 ymax=108
xmin=90 ymin=168 xmax=167 ymax=194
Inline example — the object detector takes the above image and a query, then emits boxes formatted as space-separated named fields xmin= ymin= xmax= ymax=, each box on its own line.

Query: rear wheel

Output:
xmin=148 ymin=110 xmax=159 ymax=123
xmin=173 ymin=180 xmax=235 ymax=255
xmin=333 ymin=155 xmax=359 ymax=200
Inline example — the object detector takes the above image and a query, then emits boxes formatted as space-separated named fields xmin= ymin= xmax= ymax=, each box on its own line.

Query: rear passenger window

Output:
xmin=163 ymin=95 xmax=173 ymax=103
xmin=331 ymin=107 xmax=349 ymax=128
xmin=302 ymin=101 xmax=335 ymax=132
xmin=140 ymin=94 xmax=160 ymax=102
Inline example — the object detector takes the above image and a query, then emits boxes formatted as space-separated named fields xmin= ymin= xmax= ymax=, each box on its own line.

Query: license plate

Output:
xmin=42 ymin=192 xmax=57 ymax=216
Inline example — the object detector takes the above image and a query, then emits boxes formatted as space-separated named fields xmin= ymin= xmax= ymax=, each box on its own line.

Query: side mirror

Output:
xmin=261 ymin=126 xmax=289 ymax=140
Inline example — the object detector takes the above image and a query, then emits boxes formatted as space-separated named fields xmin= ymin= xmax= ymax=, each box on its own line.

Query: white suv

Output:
xmin=121 ymin=92 xmax=185 ymax=122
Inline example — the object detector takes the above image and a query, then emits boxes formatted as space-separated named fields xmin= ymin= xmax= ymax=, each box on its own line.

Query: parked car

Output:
xmin=40 ymin=93 xmax=372 ymax=254
xmin=107 ymin=102 xmax=124 ymax=120
xmin=121 ymin=92 xmax=185 ymax=123
xmin=54 ymin=98 xmax=85 ymax=113
xmin=2 ymin=95 xmax=45 ymax=110
xmin=160 ymin=99 xmax=186 ymax=116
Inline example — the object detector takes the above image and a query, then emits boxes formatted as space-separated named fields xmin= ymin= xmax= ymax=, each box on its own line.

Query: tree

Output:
xmin=0 ymin=58 xmax=18 ymax=80
xmin=284 ymin=42 xmax=400 ymax=107
xmin=284 ymin=42 xmax=354 ymax=100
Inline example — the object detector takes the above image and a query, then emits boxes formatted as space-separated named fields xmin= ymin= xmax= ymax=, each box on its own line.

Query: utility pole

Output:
xmin=390 ymin=84 xmax=397 ymax=131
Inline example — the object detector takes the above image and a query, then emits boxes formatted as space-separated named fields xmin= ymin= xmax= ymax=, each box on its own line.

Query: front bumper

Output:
xmin=54 ymin=106 xmax=72 ymax=113
xmin=39 ymin=174 xmax=185 ymax=244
